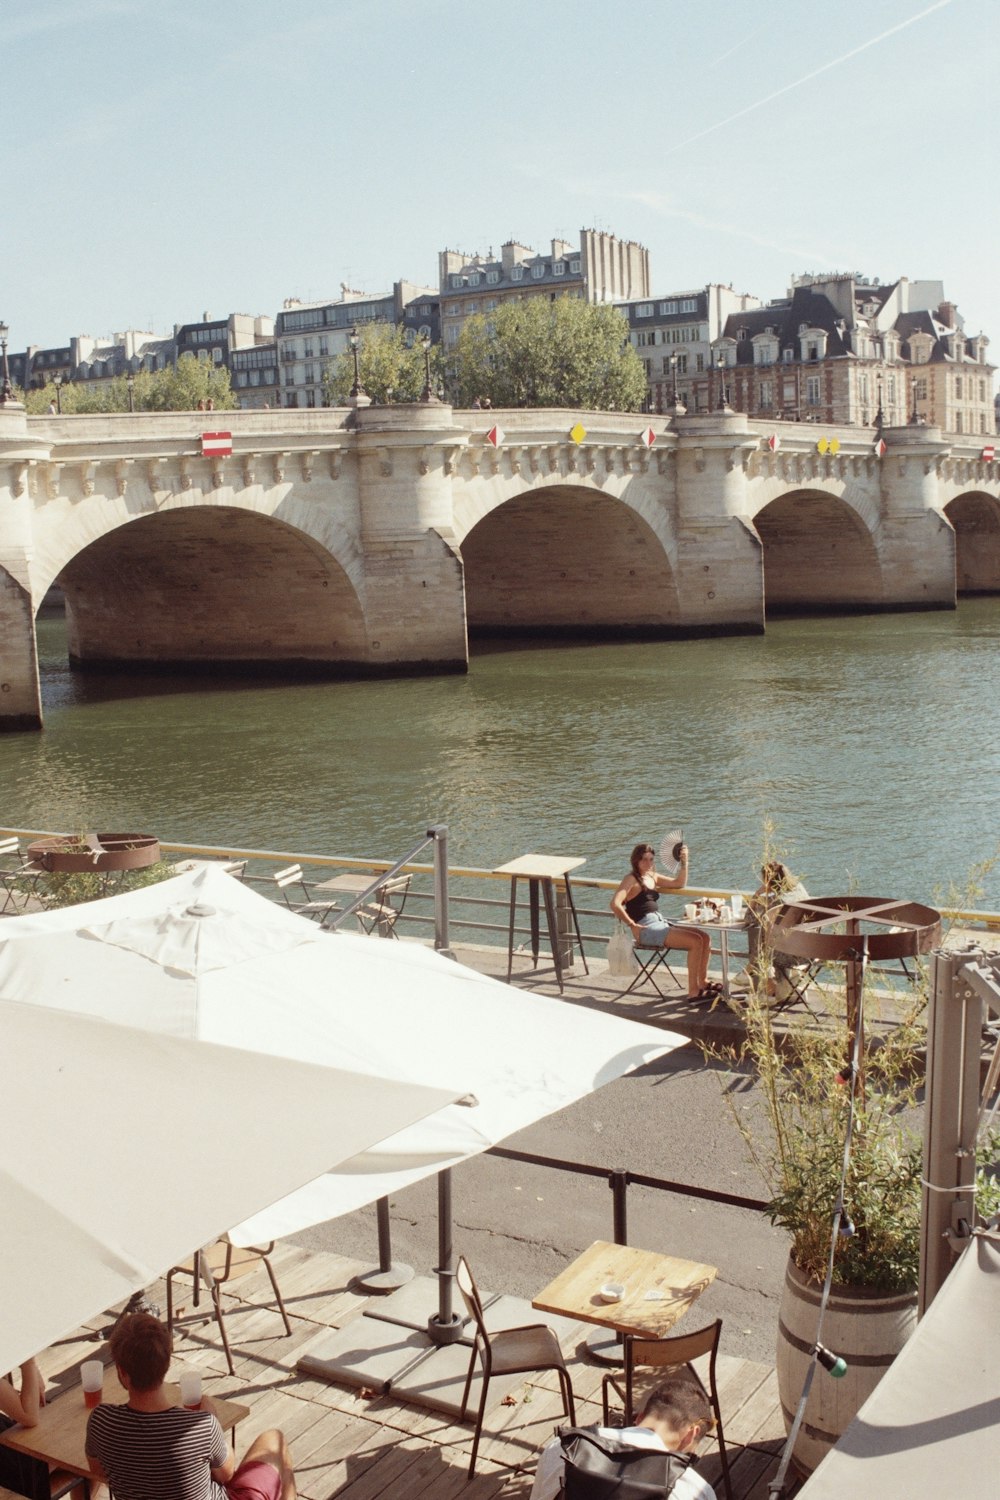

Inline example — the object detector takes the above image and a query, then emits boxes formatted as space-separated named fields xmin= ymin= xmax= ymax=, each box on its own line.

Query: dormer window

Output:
xmin=468 ymin=273 xmax=480 ymax=286
xmin=636 ymin=303 xmax=653 ymax=318
xmin=451 ymin=275 xmax=463 ymax=289
xmin=553 ymin=261 xmax=565 ymax=276
xmin=486 ymin=270 xmax=499 ymax=284
xmin=531 ymin=263 xmax=546 ymax=279
xmin=569 ymin=258 xmax=581 ymax=272
xmin=510 ymin=266 xmax=523 ymax=281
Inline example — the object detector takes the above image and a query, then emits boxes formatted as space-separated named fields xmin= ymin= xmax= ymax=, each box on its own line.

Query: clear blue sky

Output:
xmin=4 ymin=0 xmax=998 ymax=353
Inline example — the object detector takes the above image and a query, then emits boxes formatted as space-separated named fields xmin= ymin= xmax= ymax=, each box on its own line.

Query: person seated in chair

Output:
xmin=86 ymin=1313 xmax=296 ymax=1500
xmin=744 ymin=860 xmax=808 ymax=992
xmin=529 ymin=1376 xmax=716 ymax=1499
xmin=611 ymin=842 xmax=714 ymax=1001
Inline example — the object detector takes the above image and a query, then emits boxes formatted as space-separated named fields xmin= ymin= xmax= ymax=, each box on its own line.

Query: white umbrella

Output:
xmin=0 ymin=866 xmax=683 ymax=1245
xmin=0 ymin=996 xmax=462 ymax=1373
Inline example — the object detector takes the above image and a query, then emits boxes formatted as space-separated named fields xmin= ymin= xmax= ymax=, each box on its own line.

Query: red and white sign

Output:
xmin=767 ymin=434 xmax=781 ymax=452
xmin=485 ymin=424 xmax=505 ymax=448
xmin=873 ymin=437 xmax=887 ymax=458
xmin=201 ymin=431 xmax=232 ymax=457
xmin=640 ymin=426 xmax=656 ymax=448
xmin=982 ymin=445 xmax=995 ymax=462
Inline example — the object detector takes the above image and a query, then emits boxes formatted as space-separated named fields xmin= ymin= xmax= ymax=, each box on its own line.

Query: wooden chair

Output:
xmin=601 ymin=1320 xmax=734 ymax=1500
xmin=353 ymin=873 xmax=411 ymax=938
xmin=165 ymin=1236 xmax=291 ymax=1376
xmin=455 ymin=1255 xmax=575 ymax=1480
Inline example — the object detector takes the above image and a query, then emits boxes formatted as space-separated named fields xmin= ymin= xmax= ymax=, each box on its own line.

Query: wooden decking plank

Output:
xmin=318 ymin=1434 xmax=431 ymax=1500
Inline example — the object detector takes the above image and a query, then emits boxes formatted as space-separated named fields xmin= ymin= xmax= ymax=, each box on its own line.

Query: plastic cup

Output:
xmin=81 ymin=1360 xmax=103 ymax=1409
xmin=731 ymin=892 xmax=744 ymax=920
xmin=179 ymin=1371 xmax=202 ymax=1410
xmin=684 ymin=903 xmax=697 ymax=919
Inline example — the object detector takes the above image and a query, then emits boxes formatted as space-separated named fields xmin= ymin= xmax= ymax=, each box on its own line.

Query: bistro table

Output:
xmin=493 ymin=853 xmax=589 ymax=993
xmin=532 ymin=1238 xmax=717 ymax=1363
xmin=0 ymin=1372 xmax=249 ymax=1478
xmin=673 ymin=916 xmax=749 ymax=1002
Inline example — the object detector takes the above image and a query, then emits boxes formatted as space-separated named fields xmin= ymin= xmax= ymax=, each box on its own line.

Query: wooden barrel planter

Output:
xmin=27 ymin=833 xmax=160 ymax=874
xmin=776 ymin=1255 xmax=917 ymax=1475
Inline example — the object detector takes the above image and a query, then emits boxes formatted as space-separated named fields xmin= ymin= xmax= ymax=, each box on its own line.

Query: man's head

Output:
xmin=108 ymin=1313 xmax=172 ymax=1393
xmin=637 ymin=1378 xmax=714 ymax=1453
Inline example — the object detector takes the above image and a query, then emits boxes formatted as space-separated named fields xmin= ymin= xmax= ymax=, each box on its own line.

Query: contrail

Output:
xmin=665 ymin=0 xmax=955 ymax=156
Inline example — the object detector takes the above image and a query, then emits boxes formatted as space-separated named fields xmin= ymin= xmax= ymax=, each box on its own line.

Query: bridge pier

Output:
xmin=878 ymin=425 xmax=957 ymax=610
xmin=0 ymin=406 xmax=44 ymax=731
xmin=673 ymin=412 xmax=765 ymax=634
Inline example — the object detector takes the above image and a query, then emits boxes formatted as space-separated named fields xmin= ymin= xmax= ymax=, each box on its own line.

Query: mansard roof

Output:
xmin=722 ymin=287 xmax=851 ymax=364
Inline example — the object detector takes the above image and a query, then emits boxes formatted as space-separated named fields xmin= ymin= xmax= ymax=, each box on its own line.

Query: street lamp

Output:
xmin=874 ymin=374 xmax=885 ymax=434
xmin=348 ymin=326 xmax=365 ymax=400
xmin=420 ymin=334 xmax=440 ymax=404
xmin=0 ymin=320 xmax=14 ymax=404
xmin=126 ymin=370 xmax=135 ymax=413
xmin=716 ymin=351 xmax=729 ymax=411
xmin=54 ymin=374 xmax=63 ymax=414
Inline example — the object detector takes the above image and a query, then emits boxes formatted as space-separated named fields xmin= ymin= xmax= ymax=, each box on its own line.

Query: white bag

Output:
xmin=607 ymin=922 xmax=639 ymax=977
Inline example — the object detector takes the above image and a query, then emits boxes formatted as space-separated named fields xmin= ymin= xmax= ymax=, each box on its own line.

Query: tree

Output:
xmin=323 ymin=322 xmax=440 ymax=406
xmin=22 ymin=355 xmax=236 ymax=415
xmin=448 ymin=298 xmax=647 ymax=412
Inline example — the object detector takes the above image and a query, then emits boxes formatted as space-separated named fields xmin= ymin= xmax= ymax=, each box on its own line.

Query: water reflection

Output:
xmin=2 ymin=605 xmax=998 ymax=908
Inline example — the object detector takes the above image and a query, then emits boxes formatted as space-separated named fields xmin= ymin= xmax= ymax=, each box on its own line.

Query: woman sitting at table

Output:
xmin=0 ymin=1359 xmax=49 ymax=1500
xmin=745 ymin=860 xmax=809 ymax=990
xmin=611 ymin=842 xmax=714 ymax=1001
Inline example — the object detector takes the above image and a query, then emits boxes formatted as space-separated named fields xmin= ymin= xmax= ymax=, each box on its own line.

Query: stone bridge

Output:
xmin=1 ymin=401 xmax=998 ymax=728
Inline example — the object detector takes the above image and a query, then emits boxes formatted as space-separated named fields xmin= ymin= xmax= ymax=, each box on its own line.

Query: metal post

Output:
xmin=353 ymin=1196 xmax=414 ymax=1293
xmin=555 ymin=881 xmax=574 ymax=975
xmin=428 ymin=823 xmax=453 ymax=958
xmin=919 ymin=949 xmax=983 ymax=1315
xmin=427 ymin=1168 xmax=464 ymax=1344
xmin=610 ymin=1168 xmax=629 ymax=1244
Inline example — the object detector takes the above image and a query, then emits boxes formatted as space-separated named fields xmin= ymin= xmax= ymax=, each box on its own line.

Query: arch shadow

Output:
xmin=753 ymin=488 xmax=884 ymax=617
xmin=945 ymin=491 xmax=1000 ymax=595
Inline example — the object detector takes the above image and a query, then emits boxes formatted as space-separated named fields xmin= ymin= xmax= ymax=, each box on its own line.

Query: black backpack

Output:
xmin=557 ymin=1426 xmax=694 ymax=1498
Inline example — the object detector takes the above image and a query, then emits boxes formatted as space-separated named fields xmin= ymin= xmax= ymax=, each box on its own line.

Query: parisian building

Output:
xmin=620 ymin=284 xmax=762 ymax=412
xmin=274 ymin=282 xmax=438 ymax=408
xmin=438 ymin=228 xmax=650 ymax=353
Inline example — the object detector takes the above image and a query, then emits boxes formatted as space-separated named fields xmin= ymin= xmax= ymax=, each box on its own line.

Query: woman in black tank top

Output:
xmin=611 ymin=842 xmax=714 ymax=1001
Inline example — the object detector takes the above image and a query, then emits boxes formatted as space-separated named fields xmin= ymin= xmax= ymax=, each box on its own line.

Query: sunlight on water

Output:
xmin=3 ymin=602 xmax=999 ymax=908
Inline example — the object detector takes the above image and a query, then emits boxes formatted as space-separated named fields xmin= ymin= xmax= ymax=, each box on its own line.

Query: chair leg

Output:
xmin=559 ymin=1367 xmax=576 ymax=1426
xmin=711 ymin=1392 xmax=735 ymax=1500
xmin=261 ymin=1254 xmax=292 ymax=1336
xmin=467 ymin=1369 xmax=492 ymax=1480
xmin=210 ymin=1278 xmax=236 ymax=1376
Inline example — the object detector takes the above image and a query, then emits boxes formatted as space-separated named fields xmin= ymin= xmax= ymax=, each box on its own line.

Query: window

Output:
xmin=510 ymin=266 xmax=523 ymax=281
xmin=680 ymin=298 xmax=697 ymax=313
xmin=284 ymin=367 xmax=296 ymax=385
xmin=319 ymin=338 xmax=328 ymax=356
xmin=783 ymin=348 xmax=795 ymax=363
xmin=980 ymin=380 xmax=987 ymax=401
xmin=306 ymin=390 xmax=316 ymax=408
xmin=887 ymin=375 xmax=896 ymax=403
xmin=860 ymin=374 xmax=870 ymax=403
xmin=212 ymin=348 xmax=223 ymax=364
xmin=284 ymin=392 xmax=298 ymax=407
xmin=569 ymin=258 xmax=580 ymax=272
xmin=636 ymin=303 xmax=653 ymax=318
xmin=531 ymin=263 xmax=545 ymax=278
xmin=659 ymin=301 xmax=677 ymax=315
xmin=485 ymin=298 xmax=498 ymax=311
xmin=303 ymin=342 xmax=313 ymax=357
xmin=305 ymin=365 xmax=316 ymax=384
xmin=696 ymin=353 xmax=705 ymax=372
xmin=468 ymin=273 xmax=480 ymax=286
xmin=676 ymin=354 xmax=688 ymax=374
xmin=465 ymin=301 xmax=479 ymax=314
xmin=913 ymin=377 xmax=928 ymax=400
xmin=759 ymin=380 xmax=773 ymax=408
xmin=806 ymin=376 xmax=821 ymax=405
xmin=636 ymin=330 xmax=655 ymax=346
xmin=955 ymin=377 xmax=963 ymax=398
xmin=553 ymin=261 xmax=564 ymax=276
xmin=451 ymin=275 xmax=463 ymax=289
xmin=486 ymin=271 xmax=499 ymax=285
xmin=807 ymin=343 xmax=819 ymax=361
xmin=955 ymin=412 xmax=963 ymax=433
xmin=249 ymin=370 xmax=259 ymax=386
xmin=981 ymin=414 xmax=988 ymax=432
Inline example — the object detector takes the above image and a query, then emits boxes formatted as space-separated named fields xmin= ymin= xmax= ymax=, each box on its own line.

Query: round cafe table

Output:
xmin=672 ymin=914 xmax=749 ymax=1001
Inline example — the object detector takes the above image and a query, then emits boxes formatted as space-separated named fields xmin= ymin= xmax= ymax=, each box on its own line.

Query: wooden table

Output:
xmin=532 ymin=1239 xmax=717 ymax=1362
xmin=493 ymin=853 xmax=589 ymax=992
xmin=0 ymin=1373 xmax=249 ymax=1478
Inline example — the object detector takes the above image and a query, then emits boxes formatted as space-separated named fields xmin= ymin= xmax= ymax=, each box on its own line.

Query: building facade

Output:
xmin=438 ymin=228 xmax=650 ymax=352
xmin=274 ymin=282 xmax=437 ymax=408
xmin=620 ymin=284 xmax=762 ymax=412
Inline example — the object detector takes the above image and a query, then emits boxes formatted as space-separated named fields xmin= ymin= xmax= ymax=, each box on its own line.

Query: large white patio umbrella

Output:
xmin=0 ymin=996 xmax=462 ymax=1373
xmin=0 ymin=866 xmax=682 ymax=1247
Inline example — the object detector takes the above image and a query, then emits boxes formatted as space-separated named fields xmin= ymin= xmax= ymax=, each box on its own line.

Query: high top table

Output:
xmin=493 ymin=852 xmax=589 ymax=993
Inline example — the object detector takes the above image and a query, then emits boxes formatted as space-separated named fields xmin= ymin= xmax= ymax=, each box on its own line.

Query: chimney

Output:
xmin=937 ymin=301 xmax=956 ymax=329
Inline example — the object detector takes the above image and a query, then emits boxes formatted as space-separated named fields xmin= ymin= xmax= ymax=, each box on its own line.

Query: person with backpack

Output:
xmin=529 ymin=1376 xmax=716 ymax=1499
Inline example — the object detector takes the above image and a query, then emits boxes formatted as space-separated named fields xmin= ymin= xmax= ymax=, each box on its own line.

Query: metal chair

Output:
xmin=601 ymin=1319 xmax=734 ymax=1500
xmin=165 ymin=1235 xmax=291 ymax=1375
xmin=618 ymin=943 xmax=683 ymax=1000
xmin=0 ymin=837 xmax=45 ymax=916
xmin=455 ymin=1255 xmax=576 ymax=1480
xmin=353 ymin=873 xmax=412 ymax=938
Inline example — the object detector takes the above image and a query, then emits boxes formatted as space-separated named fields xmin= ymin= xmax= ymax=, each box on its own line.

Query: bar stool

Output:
xmin=493 ymin=853 xmax=589 ymax=992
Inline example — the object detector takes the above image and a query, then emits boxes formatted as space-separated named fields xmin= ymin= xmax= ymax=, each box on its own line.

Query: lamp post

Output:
xmin=716 ymin=351 xmax=728 ymax=411
xmin=126 ymin=371 xmax=135 ymax=413
xmin=54 ymin=374 xmax=63 ymax=414
xmin=348 ymin=326 xmax=364 ymax=400
xmin=420 ymin=334 xmax=440 ymax=404
xmin=0 ymin=320 xmax=14 ymax=404
xmin=874 ymin=374 xmax=885 ymax=434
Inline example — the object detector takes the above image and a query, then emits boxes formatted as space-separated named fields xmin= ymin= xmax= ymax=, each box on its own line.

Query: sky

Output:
xmin=3 ymin=0 xmax=998 ymax=353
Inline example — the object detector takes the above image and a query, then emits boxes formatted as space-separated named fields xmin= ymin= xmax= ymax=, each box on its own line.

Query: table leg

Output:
xmin=529 ymin=878 xmax=541 ymax=966
xmin=540 ymin=877 xmax=564 ymax=992
xmin=562 ymin=876 xmax=589 ymax=976
xmin=506 ymin=878 xmax=517 ymax=982
xmin=585 ymin=1327 xmax=625 ymax=1365
xmin=719 ymin=928 xmax=731 ymax=999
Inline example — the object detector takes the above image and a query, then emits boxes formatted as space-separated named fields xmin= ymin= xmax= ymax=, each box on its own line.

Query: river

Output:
xmin=3 ymin=602 xmax=1000 ymax=909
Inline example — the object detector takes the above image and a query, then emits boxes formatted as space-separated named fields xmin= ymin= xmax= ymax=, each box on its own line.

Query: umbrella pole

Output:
xmin=427 ymin=1168 xmax=464 ymax=1344
xmin=353 ymin=1197 xmax=415 ymax=1293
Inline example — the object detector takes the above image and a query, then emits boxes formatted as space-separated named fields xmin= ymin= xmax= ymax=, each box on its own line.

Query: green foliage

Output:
xmin=16 ymin=858 xmax=176 ymax=911
xmin=23 ymin=356 xmax=236 ymax=415
xmin=323 ymin=323 xmax=439 ymax=406
xmin=448 ymin=297 xmax=647 ymax=411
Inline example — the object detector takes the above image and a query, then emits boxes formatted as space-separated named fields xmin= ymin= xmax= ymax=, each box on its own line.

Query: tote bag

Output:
xmin=607 ymin=922 xmax=639 ymax=977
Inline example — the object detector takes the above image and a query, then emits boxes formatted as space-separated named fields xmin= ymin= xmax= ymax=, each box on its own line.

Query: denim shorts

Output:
xmin=635 ymin=913 xmax=670 ymax=947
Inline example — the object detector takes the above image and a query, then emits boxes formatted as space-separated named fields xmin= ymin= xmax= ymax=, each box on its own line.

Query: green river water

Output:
xmin=3 ymin=603 xmax=999 ymax=909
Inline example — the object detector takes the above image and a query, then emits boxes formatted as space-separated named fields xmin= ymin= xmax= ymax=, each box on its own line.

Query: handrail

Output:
xmin=3 ymin=825 xmax=998 ymax=929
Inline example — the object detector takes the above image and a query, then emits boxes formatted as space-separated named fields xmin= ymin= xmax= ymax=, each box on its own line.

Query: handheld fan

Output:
xmin=658 ymin=828 xmax=684 ymax=876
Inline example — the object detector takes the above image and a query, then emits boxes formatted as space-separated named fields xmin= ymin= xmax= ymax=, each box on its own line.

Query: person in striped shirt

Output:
xmin=86 ymin=1314 xmax=295 ymax=1500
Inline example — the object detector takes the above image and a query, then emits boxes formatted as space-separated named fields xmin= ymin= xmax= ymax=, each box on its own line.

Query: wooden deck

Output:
xmin=34 ymin=1243 xmax=799 ymax=1500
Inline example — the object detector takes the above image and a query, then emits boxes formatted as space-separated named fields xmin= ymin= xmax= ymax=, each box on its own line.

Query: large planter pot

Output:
xmin=27 ymin=833 xmax=160 ymax=874
xmin=776 ymin=1254 xmax=917 ymax=1475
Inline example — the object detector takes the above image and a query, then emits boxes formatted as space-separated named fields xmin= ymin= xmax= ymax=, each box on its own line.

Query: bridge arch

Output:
xmin=51 ymin=504 xmax=368 ymax=671
xmin=752 ymin=487 xmax=884 ymax=615
xmin=944 ymin=491 xmax=1000 ymax=594
xmin=458 ymin=485 xmax=679 ymax=635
